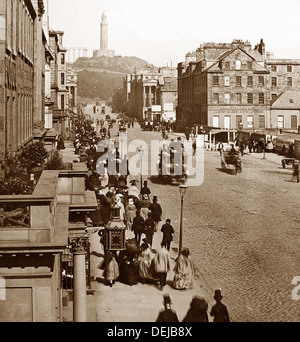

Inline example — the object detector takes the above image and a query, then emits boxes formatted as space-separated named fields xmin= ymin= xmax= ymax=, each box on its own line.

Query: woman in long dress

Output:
xmin=173 ymin=247 xmax=195 ymax=290
xmin=126 ymin=198 xmax=136 ymax=229
xmin=116 ymin=194 xmax=125 ymax=222
xmin=103 ymin=252 xmax=120 ymax=287
xmin=138 ymin=242 xmax=156 ymax=283
xmin=140 ymin=194 xmax=151 ymax=221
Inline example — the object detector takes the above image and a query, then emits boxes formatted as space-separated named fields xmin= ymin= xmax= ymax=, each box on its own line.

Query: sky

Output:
xmin=48 ymin=0 xmax=300 ymax=67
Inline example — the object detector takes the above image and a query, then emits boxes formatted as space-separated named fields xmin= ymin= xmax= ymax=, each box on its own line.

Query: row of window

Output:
xmin=271 ymin=76 xmax=293 ymax=87
xmin=212 ymin=114 xmax=298 ymax=129
xmin=212 ymin=115 xmax=264 ymax=129
xmin=212 ymin=75 xmax=293 ymax=87
xmin=212 ymin=92 xmax=265 ymax=104
xmin=270 ymin=65 xmax=293 ymax=72
xmin=213 ymin=75 xmax=263 ymax=87
xmin=221 ymin=60 xmax=252 ymax=70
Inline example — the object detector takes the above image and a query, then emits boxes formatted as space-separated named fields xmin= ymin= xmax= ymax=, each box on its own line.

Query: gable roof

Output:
xmin=203 ymin=47 xmax=268 ymax=73
xmin=271 ymin=90 xmax=300 ymax=109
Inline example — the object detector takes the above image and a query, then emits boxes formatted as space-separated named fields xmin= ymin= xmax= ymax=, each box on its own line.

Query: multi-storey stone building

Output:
xmin=125 ymin=67 xmax=177 ymax=122
xmin=177 ymin=39 xmax=300 ymax=131
xmin=0 ymin=0 xmax=59 ymax=155
xmin=0 ymin=0 xmax=36 ymax=153
xmin=49 ymin=29 xmax=69 ymax=138
xmin=156 ymin=76 xmax=177 ymax=122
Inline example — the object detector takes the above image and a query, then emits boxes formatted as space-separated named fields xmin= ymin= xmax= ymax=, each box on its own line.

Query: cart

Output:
xmin=221 ymin=150 xmax=242 ymax=174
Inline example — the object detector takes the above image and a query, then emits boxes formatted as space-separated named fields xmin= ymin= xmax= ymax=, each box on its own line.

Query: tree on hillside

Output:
xmin=77 ymin=70 xmax=123 ymax=101
xmin=111 ymin=87 xmax=127 ymax=113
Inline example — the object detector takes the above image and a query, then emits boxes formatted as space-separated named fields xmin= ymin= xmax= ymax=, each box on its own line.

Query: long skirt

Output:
xmin=104 ymin=258 xmax=120 ymax=281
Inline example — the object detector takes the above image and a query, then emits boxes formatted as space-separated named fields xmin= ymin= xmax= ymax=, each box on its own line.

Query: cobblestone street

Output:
xmin=122 ymin=125 xmax=300 ymax=322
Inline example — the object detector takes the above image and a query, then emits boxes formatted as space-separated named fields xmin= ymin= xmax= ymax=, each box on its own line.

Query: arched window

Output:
xmin=236 ymin=60 xmax=241 ymax=70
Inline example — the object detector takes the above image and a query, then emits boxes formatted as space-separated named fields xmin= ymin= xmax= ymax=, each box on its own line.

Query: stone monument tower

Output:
xmin=100 ymin=12 xmax=108 ymax=52
xmin=93 ymin=11 xmax=115 ymax=58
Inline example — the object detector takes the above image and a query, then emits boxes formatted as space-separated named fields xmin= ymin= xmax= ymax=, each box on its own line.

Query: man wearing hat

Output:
xmin=210 ymin=289 xmax=230 ymax=322
xmin=161 ymin=219 xmax=174 ymax=251
xmin=140 ymin=180 xmax=151 ymax=196
xmin=156 ymin=295 xmax=179 ymax=322
xmin=149 ymin=196 xmax=162 ymax=232
xmin=144 ymin=211 xmax=155 ymax=247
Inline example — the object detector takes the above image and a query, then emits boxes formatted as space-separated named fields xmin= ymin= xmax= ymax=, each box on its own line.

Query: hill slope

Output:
xmin=72 ymin=55 xmax=157 ymax=101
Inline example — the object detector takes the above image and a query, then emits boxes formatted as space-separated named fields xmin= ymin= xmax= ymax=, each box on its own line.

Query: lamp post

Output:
xmin=178 ymin=184 xmax=188 ymax=257
xmin=138 ymin=146 xmax=144 ymax=192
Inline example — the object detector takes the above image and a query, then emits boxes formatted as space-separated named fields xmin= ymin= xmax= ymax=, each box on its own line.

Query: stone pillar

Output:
xmin=143 ymin=86 xmax=146 ymax=107
xmin=149 ymin=87 xmax=152 ymax=107
xmin=70 ymin=238 xmax=88 ymax=322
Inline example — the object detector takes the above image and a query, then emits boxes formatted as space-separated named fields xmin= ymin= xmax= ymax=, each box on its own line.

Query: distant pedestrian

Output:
xmin=173 ymin=247 xmax=195 ymax=290
xmin=144 ymin=212 xmax=155 ymax=247
xmin=128 ymin=180 xmax=140 ymax=199
xmin=149 ymin=196 xmax=162 ymax=232
xmin=153 ymin=243 xmax=170 ymax=291
xmin=140 ymin=180 xmax=151 ymax=196
xmin=156 ymin=294 xmax=179 ymax=322
xmin=103 ymin=251 xmax=119 ymax=287
xmin=138 ymin=242 xmax=156 ymax=283
xmin=192 ymin=140 xmax=197 ymax=156
xmin=126 ymin=198 xmax=136 ymax=230
xmin=185 ymin=127 xmax=190 ymax=141
xmin=182 ymin=296 xmax=209 ymax=322
xmin=57 ymin=136 xmax=65 ymax=150
xmin=161 ymin=219 xmax=174 ymax=251
xmin=115 ymin=194 xmax=125 ymax=222
xmin=140 ymin=194 xmax=151 ymax=221
xmin=292 ymin=161 xmax=299 ymax=183
xmin=132 ymin=210 xmax=144 ymax=245
xmin=210 ymin=289 xmax=230 ymax=322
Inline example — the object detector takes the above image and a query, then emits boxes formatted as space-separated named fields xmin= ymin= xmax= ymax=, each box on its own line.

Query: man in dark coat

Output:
xmin=140 ymin=180 xmax=151 ymax=196
xmin=156 ymin=295 xmax=179 ymax=322
xmin=210 ymin=289 xmax=230 ymax=322
xmin=182 ymin=296 xmax=209 ymax=322
xmin=132 ymin=210 xmax=144 ymax=245
xmin=144 ymin=212 xmax=155 ymax=247
xmin=161 ymin=219 xmax=174 ymax=251
xmin=149 ymin=196 xmax=162 ymax=232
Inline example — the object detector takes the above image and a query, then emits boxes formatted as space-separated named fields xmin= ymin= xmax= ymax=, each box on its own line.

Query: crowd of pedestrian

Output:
xmin=72 ymin=110 xmax=231 ymax=322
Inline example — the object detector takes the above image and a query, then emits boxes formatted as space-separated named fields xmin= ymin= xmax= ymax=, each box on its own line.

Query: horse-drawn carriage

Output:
xmin=157 ymin=142 xmax=189 ymax=184
xmin=220 ymin=148 xmax=242 ymax=174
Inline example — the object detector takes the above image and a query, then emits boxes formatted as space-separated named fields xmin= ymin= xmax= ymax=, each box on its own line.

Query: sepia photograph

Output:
xmin=0 ymin=0 xmax=299 ymax=326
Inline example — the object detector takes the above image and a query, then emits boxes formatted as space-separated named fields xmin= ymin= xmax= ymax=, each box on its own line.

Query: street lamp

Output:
xmin=138 ymin=146 xmax=144 ymax=192
xmin=178 ymin=184 xmax=188 ymax=257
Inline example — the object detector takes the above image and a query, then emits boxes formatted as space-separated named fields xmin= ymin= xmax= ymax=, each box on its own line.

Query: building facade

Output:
xmin=66 ymin=47 xmax=92 ymax=64
xmin=0 ymin=0 xmax=62 ymax=156
xmin=156 ymin=76 xmax=178 ymax=122
xmin=0 ymin=0 xmax=36 ymax=154
xmin=49 ymin=29 xmax=69 ymax=138
xmin=177 ymin=39 xmax=300 ymax=131
xmin=125 ymin=67 xmax=177 ymax=122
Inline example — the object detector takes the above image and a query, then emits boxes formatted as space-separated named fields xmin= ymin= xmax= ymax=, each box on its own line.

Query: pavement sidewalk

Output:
xmin=60 ymin=141 xmax=209 ymax=322
xmin=88 ymin=229 xmax=209 ymax=322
